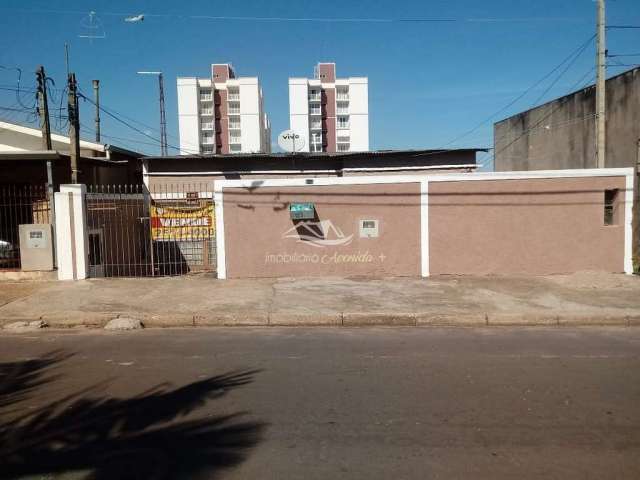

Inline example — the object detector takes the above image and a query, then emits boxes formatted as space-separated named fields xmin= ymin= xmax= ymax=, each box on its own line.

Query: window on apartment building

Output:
xmin=337 ymin=87 xmax=349 ymax=100
xmin=604 ymin=189 xmax=619 ymax=226
xmin=337 ymin=116 xmax=349 ymax=128
xmin=199 ymin=88 xmax=212 ymax=100
xmin=310 ymin=144 xmax=323 ymax=153
xmin=228 ymin=88 xmax=240 ymax=101
xmin=337 ymin=143 xmax=350 ymax=152
xmin=310 ymin=105 xmax=321 ymax=115
xmin=201 ymin=145 xmax=214 ymax=154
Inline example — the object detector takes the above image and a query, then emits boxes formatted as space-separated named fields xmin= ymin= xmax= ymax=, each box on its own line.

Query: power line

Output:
xmin=75 ymin=91 xmax=201 ymax=152
xmin=439 ymin=34 xmax=596 ymax=149
xmin=529 ymin=37 xmax=594 ymax=107
xmin=490 ymin=70 xmax=598 ymax=163
xmin=77 ymin=88 xmax=182 ymax=152
xmin=0 ymin=8 xmax=590 ymax=24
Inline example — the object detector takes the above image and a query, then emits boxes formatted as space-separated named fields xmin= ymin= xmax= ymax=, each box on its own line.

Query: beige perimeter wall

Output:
xmin=221 ymin=175 xmax=628 ymax=278
xmin=223 ymin=183 xmax=422 ymax=278
xmin=429 ymin=176 xmax=626 ymax=275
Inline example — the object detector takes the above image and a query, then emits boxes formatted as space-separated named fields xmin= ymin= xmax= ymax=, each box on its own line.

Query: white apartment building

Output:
xmin=289 ymin=63 xmax=369 ymax=153
xmin=177 ymin=64 xmax=271 ymax=155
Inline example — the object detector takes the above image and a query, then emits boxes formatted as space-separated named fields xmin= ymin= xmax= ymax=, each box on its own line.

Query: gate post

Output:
xmin=54 ymin=184 xmax=89 ymax=280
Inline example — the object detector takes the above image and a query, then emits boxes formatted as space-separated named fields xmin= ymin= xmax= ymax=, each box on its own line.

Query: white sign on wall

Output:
xmin=277 ymin=130 xmax=306 ymax=152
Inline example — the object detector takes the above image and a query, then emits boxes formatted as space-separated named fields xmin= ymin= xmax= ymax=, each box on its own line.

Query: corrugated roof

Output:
xmin=144 ymin=148 xmax=489 ymax=161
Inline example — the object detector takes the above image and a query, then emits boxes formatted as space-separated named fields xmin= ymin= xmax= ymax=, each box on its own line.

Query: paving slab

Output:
xmin=0 ymin=271 xmax=638 ymax=328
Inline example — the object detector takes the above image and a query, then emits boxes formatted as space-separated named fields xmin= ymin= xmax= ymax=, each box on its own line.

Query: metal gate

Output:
xmin=86 ymin=184 xmax=216 ymax=277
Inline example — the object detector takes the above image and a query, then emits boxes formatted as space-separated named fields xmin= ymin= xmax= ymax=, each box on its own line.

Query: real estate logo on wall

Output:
xmin=282 ymin=220 xmax=353 ymax=248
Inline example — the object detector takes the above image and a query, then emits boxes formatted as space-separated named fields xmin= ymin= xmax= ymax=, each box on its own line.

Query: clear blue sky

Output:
xmin=1 ymin=0 xmax=639 ymax=169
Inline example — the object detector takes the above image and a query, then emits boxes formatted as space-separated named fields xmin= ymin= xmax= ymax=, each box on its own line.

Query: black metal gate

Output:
xmin=85 ymin=184 xmax=215 ymax=277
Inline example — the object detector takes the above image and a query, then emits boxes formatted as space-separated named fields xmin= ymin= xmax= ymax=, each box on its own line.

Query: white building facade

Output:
xmin=289 ymin=63 xmax=369 ymax=153
xmin=177 ymin=64 xmax=271 ymax=155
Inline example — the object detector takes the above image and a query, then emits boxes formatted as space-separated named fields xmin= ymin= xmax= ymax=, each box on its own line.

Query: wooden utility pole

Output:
xmin=67 ymin=73 xmax=80 ymax=183
xmin=595 ymin=0 xmax=607 ymax=168
xmin=92 ymin=79 xmax=101 ymax=143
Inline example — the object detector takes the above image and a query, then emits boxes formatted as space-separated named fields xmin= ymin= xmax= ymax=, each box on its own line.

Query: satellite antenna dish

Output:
xmin=79 ymin=11 xmax=106 ymax=40
xmin=278 ymin=130 xmax=306 ymax=152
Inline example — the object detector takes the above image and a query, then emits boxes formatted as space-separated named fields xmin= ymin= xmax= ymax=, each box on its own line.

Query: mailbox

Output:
xmin=289 ymin=202 xmax=315 ymax=220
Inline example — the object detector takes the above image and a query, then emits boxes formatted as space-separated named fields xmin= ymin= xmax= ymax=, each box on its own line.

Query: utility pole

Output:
xmin=36 ymin=66 xmax=56 ymax=266
xmin=92 ymin=79 xmax=101 ymax=143
xmin=137 ymin=71 xmax=168 ymax=156
xmin=67 ymin=73 xmax=80 ymax=183
xmin=36 ymin=66 xmax=52 ymax=150
xmin=595 ymin=0 xmax=607 ymax=168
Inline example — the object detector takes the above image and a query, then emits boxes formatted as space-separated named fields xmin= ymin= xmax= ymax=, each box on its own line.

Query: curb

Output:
xmin=0 ymin=311 xmax=637 ymax=330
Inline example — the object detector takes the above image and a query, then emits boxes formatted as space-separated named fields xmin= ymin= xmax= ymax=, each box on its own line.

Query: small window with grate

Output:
xmin=604 ymin=189 xmax=618 ymax=226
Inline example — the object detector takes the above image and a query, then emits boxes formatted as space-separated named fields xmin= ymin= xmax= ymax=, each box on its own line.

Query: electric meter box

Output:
xmin=18 ymin=224 xmax=54 ymax=271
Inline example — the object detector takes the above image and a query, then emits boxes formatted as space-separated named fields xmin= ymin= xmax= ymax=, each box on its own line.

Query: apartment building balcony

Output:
xmin=336 ymin=88 xmax=349 ymax=101
xmin=336 ymin=123 xmax=350 ymax=130
xmin=309 ymin=106 xmax=322 ymax=115
xmin=229 ymin=135 xmax=242 ymax=144
xmin=199 ymin=89 xmax=213 ymax=101
xmin=200 ymin=108 xmax=214 ymax=116
xmin=201 ymin=122 xmax=214 ymax=130
xmin=201 ymin=137 xmax=214 ymax=145
xmin=310 ymin=120 xmax=322 ymax=130
xmin=229 ymin=122 xmax=241 ymax=130
xmin=337 ymin=143 xmax=350 ymax=152
xmin=228 ymin=107 xmax=241 ymax=115
xmin=336 ymin=102 xmax=349 ymax=115
xmin=227 ymin=93 xmax=240 ymax=101
xmin=337 ymin=136 xmax=350 ymax=143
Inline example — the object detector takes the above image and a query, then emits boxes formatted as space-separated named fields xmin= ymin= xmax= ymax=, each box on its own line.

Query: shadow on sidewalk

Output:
xmin=0 ymin=352 xmax=265 ymax=480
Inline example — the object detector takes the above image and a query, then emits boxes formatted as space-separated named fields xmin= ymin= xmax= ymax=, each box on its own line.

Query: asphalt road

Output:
xmin=1 ymin=327 xmax=639 ymax=480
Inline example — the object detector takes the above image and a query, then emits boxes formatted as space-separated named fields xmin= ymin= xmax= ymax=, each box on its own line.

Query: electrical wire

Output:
xmin=438 ymin=34 xmax=596 ymax=149
xmin=529 ymin=37 xmax=594 ymax=107
xmin=77 ymin=88 xmax=182 ymax=152
xmin=0 ymin=8 xmax=589 ymax=24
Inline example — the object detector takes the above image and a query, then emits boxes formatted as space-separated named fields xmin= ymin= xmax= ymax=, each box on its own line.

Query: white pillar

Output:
xmin=54 ymin=184 xmax=89 ymax=280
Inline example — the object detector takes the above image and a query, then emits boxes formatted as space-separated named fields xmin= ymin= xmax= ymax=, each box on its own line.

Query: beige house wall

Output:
xmin=429 ymin=176 xmax=627 ymax=275
xmin=217 ymin=170 xmax=632 ymax=279
xmin=223 ymin=183 xmax=421 ymax=278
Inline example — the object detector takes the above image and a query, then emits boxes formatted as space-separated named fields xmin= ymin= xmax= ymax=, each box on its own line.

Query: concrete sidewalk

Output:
xmin=1 ymin=272 xmax=639 ymax=328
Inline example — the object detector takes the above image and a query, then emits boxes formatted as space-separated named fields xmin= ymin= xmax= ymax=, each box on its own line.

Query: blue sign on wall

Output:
xmin=290 ymin=202 xmax=315 ymax=220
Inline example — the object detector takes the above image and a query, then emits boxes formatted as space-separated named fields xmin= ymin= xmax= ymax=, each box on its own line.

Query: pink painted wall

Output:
xmin=214 ymin=90 xmax=228 ymax=154
xmin=322 ymin=88 xmax=336 ymax=153
xmin=428 ymin=176 xmax=627 ymax=275
xmin=318 ymin=63 xmax=336 ymax=83
xmin=223 ymin=183 xmax=422 ymax=278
